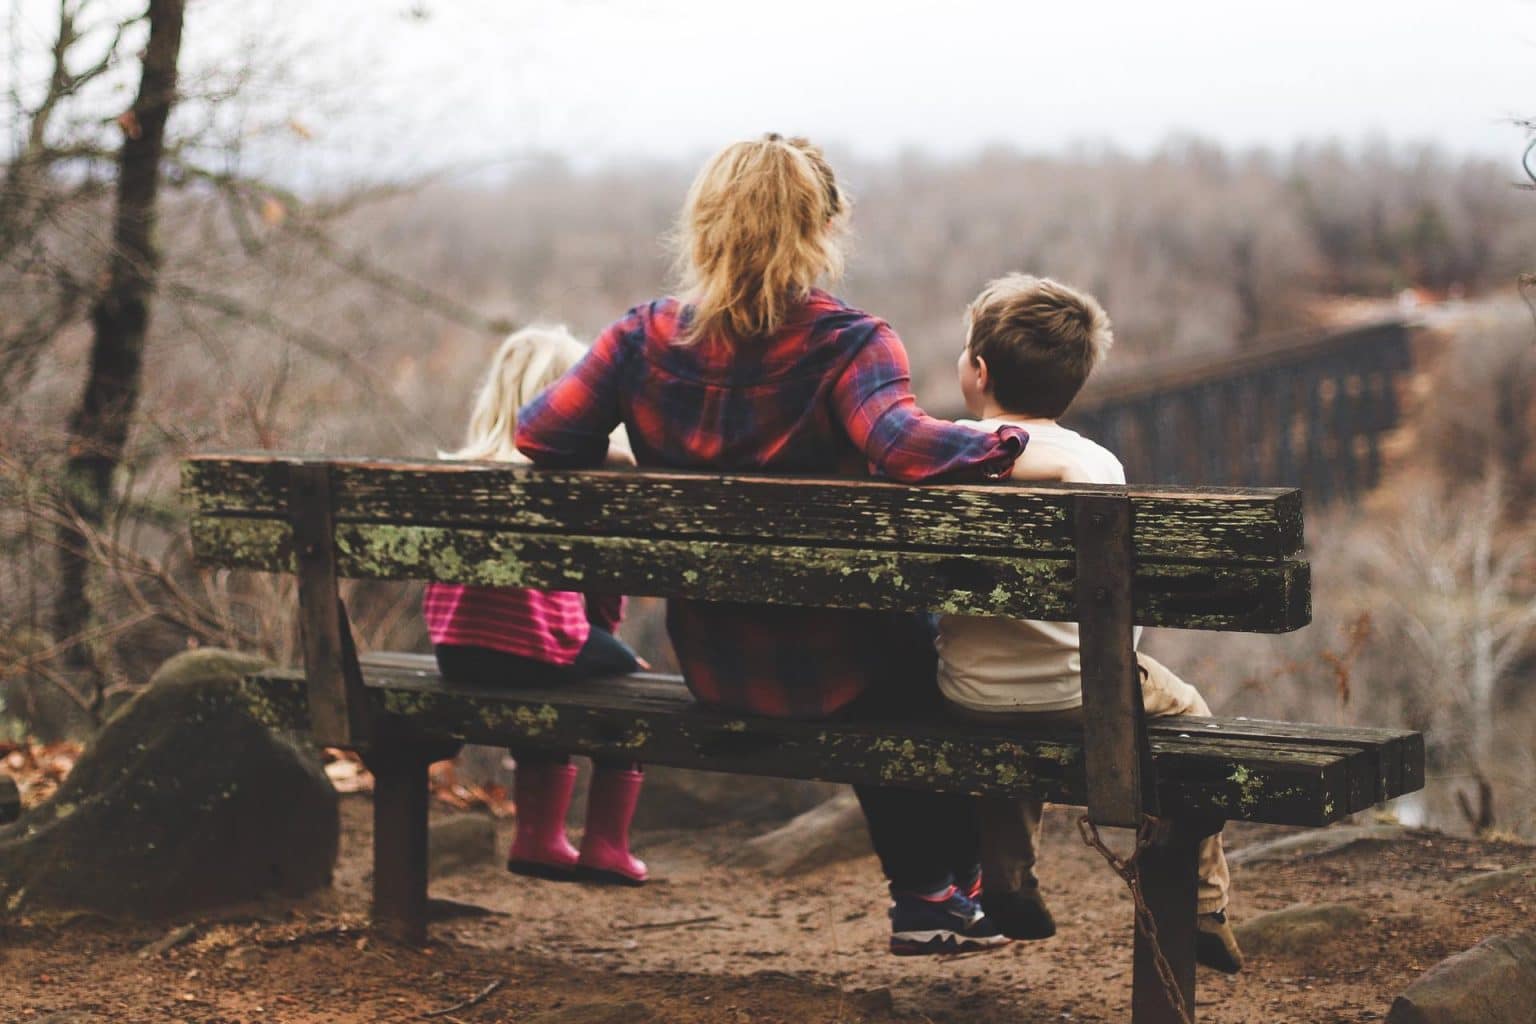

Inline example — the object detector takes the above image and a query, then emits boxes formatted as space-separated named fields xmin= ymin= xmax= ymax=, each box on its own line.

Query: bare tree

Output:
xmin=54 ymin=0 xmax=185 ymax=704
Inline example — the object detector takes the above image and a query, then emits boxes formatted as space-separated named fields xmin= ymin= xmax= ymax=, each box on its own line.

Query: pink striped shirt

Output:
xmin=422 ymin=584 xmax=625 ymax=665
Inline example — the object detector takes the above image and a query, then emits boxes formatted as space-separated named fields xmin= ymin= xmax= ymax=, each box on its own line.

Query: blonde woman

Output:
xmin=517 ymin=135 xmax=1032 ymax=954
xmin=425 ymin=325 xmax=649 ymax=885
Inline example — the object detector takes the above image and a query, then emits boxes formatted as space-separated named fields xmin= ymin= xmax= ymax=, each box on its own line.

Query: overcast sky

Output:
xmin=10 ymin=0 xmax=1536 ymax=177
xmin=264 ymin=0 xmax=1536 ymax=171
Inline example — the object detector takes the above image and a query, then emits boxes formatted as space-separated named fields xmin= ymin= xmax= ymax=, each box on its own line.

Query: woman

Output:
xmin=517 ymin=134 xmax=1028 ymax=955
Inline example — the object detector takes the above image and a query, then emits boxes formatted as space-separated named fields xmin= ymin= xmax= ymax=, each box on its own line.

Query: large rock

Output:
xmin=1227 ymin=824 xmax=1412 ymax=867
xmin=1387 ymin=930 xmax=1536 ymax=1024
xmin=720 ymin=791 xmax=872 ymax=876
xmin=0 ymin=649 xmax=338 ymax=917
xmin=1449 ymin=863 xmax=1536 ymax=898
xmin=1233 ymin=901 xmax=1369 ymax=960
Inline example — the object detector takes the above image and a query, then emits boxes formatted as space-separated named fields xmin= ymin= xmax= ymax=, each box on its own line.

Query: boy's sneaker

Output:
xmin=981 ymin=886 xmax=1057 ymax=940
xmin=889 ymin=886 xmax=1010 ymax=956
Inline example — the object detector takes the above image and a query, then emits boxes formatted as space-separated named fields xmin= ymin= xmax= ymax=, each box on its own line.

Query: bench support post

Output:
xmin=1131 ymin=816 xmax=1210 ymax=1024
xmin=1074 ymin=493 xmax=1155 ymax=827
xmin=367 ymin=740 xmax=460 ymax=945
xmin=287 ymin=462 xmax=371 ymax=749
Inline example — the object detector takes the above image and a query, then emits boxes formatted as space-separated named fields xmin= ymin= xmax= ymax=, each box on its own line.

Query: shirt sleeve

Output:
xmin=831 ymin=322 xmax=1027 ymax=483
xmin=584 ymin=593 xmax=626 ymax=633
xmin=515 ymin=311 xmax=635 ymax=467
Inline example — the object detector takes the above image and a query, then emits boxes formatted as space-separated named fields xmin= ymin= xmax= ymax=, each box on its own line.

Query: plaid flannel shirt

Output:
xmin=516 ymin=289 xmax=1027 ymax=718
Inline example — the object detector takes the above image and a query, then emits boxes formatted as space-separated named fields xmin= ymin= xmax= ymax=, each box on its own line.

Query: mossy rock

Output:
xmin=1388 ymin=929 xmax=1536 ymax=1024
xmin=1450 ymin=863 xmax=1536 ymax=898
xmin=721 ymin=791 xmax=872 ymax=877
xmin=1233 ymin=901 xmax=1370 ymax=959
xmin=0 ymin=648 xmax=338 ymax=918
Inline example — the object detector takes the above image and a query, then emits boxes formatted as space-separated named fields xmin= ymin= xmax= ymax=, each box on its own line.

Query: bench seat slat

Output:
xmin=357 ymin=654 xmax=1406 ymax=812
xmin=239 ymin=663 xmax=1383 ymax=827
xmin=357 ymin=650 xmax=1416 ymax=802
xmin=183 ymin=456 xmax=1305 ymax=560
xmin=191 ymin=517 xmax=1311 ymax=633
xmin=1150 ymin=715 xmax=1418 ymax=802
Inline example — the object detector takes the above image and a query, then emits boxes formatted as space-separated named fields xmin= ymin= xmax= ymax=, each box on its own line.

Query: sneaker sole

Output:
xmin=889 ymin=930 xmax=1011 ymax=956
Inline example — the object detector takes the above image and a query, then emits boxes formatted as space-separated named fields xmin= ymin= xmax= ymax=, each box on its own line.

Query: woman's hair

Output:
xmin=443 ymin=324 xmax=590 ymax=463
xmin=675 ymin=133 xmax=850 ymax=347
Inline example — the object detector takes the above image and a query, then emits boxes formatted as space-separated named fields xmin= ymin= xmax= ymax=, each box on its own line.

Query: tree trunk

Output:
xmin=54 ymin=0 xmax=186 ymax=709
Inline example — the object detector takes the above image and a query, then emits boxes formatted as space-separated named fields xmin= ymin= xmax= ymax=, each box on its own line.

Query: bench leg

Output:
xmin=367 ymin=742 xmax=458 ymax=944
xmin=1131 ymin=818 xmax=1201 ymax=1024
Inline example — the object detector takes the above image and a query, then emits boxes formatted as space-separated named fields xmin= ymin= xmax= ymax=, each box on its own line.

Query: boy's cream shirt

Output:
xmin=936 ymin=418 xmax=1140 ymax=712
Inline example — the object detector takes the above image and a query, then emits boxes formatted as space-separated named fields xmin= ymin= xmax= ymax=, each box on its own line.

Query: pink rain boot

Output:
xmin=576 ymin=766 xmax=648 ymax=885
xmin=506 ymin=759 xmax=580 ymax=879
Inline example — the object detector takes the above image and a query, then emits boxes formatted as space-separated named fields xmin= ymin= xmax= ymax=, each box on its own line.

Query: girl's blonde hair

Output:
xmin=444 ymin=325 xmax=590 ymax=464
xmin=675 ymin=133 xmax=849 ymax=347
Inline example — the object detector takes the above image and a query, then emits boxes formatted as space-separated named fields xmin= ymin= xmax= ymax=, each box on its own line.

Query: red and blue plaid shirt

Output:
xmin=516 ymin=289 xmax=1027 ymax=718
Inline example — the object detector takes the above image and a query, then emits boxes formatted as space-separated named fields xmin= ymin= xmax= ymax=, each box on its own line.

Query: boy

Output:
xmin=938 ymin=273 xmax=1244 ymax=974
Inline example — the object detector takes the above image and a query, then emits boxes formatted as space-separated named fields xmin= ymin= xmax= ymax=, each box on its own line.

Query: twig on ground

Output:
xmin=420 ymin=978 xmax=504 ymax=1019
xmin=256 ymin=923 xmax=360 ymax=949
xmin=138 ymin=923 xmax=198 ymax=958
xmin=615 ymin=914 xmax=721 ymax=932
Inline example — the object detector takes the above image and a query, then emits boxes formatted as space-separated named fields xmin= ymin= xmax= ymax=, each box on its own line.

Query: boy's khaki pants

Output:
xmin=954 ymin=653 xmax=1232 ymax=914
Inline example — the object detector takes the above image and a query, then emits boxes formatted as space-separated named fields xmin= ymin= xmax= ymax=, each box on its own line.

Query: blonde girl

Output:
xmin=515 ymin=135 xmax=1030 ymax=953
xmin=424 ymin=325 xmax=648 ymax=885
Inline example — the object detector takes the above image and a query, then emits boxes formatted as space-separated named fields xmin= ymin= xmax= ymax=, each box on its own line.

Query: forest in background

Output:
xmin=3 ymin=2 xmax=1534 ymax=838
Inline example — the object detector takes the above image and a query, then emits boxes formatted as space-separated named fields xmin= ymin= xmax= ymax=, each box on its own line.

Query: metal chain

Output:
xmin=1077 ymin=814 xmax=1196 ymax=1024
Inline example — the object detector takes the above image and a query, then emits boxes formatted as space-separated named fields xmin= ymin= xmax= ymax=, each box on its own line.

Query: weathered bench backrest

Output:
xmin=184 ymin=456 xmax=1309 ymax=632
xmin=184 ymin=453 xmax=1310 ymax=828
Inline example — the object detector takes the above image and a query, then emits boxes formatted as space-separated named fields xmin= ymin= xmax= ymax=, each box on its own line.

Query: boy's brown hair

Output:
xmin=964 ymin=273 xmax=1114 ymax=419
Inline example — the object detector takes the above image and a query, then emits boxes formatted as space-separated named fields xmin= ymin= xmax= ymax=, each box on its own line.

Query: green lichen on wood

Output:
xmin=190 ymin=517 xmax=293 ymax=572
xmin=182 ymin=456 xmax=1305 ymax=560
xmin=190 ymin=515 xmax=1307 ymax=631
xmin=622 ymin=718 xmax=651 ymax=749
xmin=1034 ymin=743 xmax=1080 ymax=766
xmin=235 ymin=667 xmax=1368 ymax=826
xmin=380 ymin=689 xmax=440 ymax=718
xmin=1227 ymin=764 xmax=1265 ymax=815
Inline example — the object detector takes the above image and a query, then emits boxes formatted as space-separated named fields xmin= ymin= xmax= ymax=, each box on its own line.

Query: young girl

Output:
xmin=424 ymin=325 xmax=649 ymax=885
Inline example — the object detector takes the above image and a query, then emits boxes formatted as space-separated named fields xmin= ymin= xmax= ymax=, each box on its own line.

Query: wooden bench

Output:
xmin=182 ymin=454 xmax=1425 ymax=1024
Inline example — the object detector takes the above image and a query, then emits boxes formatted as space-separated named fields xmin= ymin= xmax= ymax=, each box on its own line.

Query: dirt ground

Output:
xmin=4 ymin=797 xmax=1532 ymax=1024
